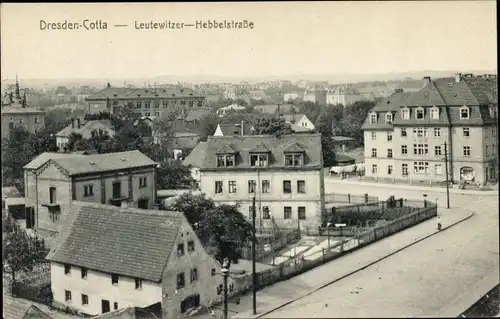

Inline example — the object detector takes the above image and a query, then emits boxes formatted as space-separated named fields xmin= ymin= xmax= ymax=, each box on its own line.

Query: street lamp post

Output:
xmin=221 ymin=259 xmax=230 ymax=319
xmin=423 ymin=194 xmax=428 ymax=208
xmin=443 ymin=142 xmax=451 ymax=209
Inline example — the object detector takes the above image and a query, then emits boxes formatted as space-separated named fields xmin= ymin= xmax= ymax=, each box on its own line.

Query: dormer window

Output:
xmin=415 ymin=107 xmax=424 ymax=120
xmin=216 ymin=154 xmax=235 ymax=167
xmin=285 ymin=153 xmax=303 ymax=167
xmin=430 ymin=107 xmax=439 ymax=120
xmin=460 ymin=106 xmax=470 ymax=119
xmin=385 ymin=113 xmax=393 ymax=124
xmin=369 ymin=112 xmax=377 ymax=124
xmin=401 ymin=108 xmax=410 ymax=120
xmin=250 ymin=154 xmax=268 ymax=167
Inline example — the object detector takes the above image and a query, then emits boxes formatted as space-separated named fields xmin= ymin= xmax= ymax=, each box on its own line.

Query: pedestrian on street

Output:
xmin=437 ymin=216 xmax=442 ymax=231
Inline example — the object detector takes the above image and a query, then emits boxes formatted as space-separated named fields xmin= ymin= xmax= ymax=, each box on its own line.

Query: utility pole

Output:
xmin=221 ymin=259 xmax=229 ymax=319
xmin=444 ymin=142 xmax=451 ymax=209
xmin=252 ymin=195 xmax=257 ymax=315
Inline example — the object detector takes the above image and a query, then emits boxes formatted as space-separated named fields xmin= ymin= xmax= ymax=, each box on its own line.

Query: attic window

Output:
xmin=250 ymin=154 xmax=268 ymax=167
xmin=401 ymin=108 xmax=410 ymax=120
xmin=285 ymin=153 xmax=303 ymax=167
xmin=155 ymin=94 xmax=159 ymax=97
xmin=172 ymin=94 xmax=176 ymax=97
xmin=369 ymin=112 xmax=377 ymax=124
xmin=415 ymin=108 xmax=424 ymax=120
xmin=217 ymin=155 xmax=235 ymax=167
xmin=120 ymin=158 xmax=126 ymax=161
xmin=137 ymin=94 xmax=141 ymax=97
xmin=89 ymin=161 xmax=96 ymax=165
xmin=113 ymin=94 xmax=117 ymax=97
xmin=385 ymin=113 xmax=393 ymax=124
xmin=145 ymin=90 xmax=149 ymax=93
xmin=189 ymin=93 xmax=193 ymax=96
xmin=460 ymin=106 xmax=470 ymax=119
xmin=162 ymin=89 xmax=166 ymax=92
xmin=430 ymin=107 xmax=439 ymax=120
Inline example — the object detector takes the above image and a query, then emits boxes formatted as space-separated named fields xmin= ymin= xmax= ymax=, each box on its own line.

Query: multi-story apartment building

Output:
xmin=187 ymin=133 xmax=326 ymax=230
xmin=23 ymin=150 xmax=157 ymax=246
xmin=303 ymin=89 xmax=327 ymax=104
xmin=47 ymin=201 xmax=222 ymax=318
xmin=362 ymin=74 xmax=498 ymax=185
xmin=326 ymin=87 xmax=365 ymax=106
xmin=85 ymin=86 xmax=205 ymax=117
xmin=283 ymin=92 xmax=302 ymax=102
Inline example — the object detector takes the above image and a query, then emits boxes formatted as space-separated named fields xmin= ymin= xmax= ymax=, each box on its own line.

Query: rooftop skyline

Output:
xmin=1 ymin=1 xmax=497 ymax=81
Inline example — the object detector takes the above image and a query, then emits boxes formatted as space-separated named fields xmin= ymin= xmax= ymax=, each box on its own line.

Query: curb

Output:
xmin=247 ymin=212 xmax=475 ymax=319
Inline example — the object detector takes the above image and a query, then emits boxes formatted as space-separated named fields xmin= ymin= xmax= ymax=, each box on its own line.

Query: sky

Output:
xmin=0 ymin=1 xmax=497 ymax=81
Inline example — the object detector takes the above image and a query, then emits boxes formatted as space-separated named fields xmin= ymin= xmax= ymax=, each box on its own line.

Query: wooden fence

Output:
xmin=325 ymin=192 xmax=379 ymax=204
xmin=241 ymin=229 xmax=301 ymax=261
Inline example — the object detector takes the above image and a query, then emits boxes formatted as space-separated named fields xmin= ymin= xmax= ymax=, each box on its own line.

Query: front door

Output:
xmin=138 ymin=198 xmax=149 ymax=209
xmin=102 ymin=299 xmax=110 ymax=313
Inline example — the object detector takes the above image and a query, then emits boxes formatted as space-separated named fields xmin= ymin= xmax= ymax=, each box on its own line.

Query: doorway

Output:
xmin=138 ymin=198 xmax=149 ymax=209
xmin=102 ymin=299 xmax=110 ymax=313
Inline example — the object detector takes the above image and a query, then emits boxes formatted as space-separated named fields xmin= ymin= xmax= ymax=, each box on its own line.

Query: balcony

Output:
xmin=41 ymin=202 xmax=60 ymax=212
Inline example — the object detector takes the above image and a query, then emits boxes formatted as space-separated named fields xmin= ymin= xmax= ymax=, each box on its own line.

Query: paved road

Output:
xmin=259 ymin=193 xmax=499 ymax=318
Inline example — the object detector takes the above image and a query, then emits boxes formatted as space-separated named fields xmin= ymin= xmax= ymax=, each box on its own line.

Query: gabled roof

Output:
xmin=200 ymin=133 xmax=322 ymax=170
xmin=3 ymin=295 xmax=53 ymax=319
xmin=183 ymin=141 xmax=208 ymax=167
xmin=56 ymin=120 xmax=114 ymax=138
xmin=23 ymin=152 xmax=76 ymax=170
xmin=216 ymin=144 xmax=237 ymax=154
xmin=284 ymin=141 xmax=306 ymax=153
xmin=249 ymin=143 xmax=270 ymax=153
xmin=2 ymin=186 xmax=21 ymax=199
xmin=281 ymin=113 xmax=306 ymax=123
xmin=371 ymin=91 xmax=412 ymax=112
xmin=46 ymin=201 xmax=184 ymax=282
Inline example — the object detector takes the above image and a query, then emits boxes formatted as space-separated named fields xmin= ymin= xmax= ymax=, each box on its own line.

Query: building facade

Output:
xmin=85 ymin=86 xmax=205 ymax=117
xmin=303 ymin=89 xmax=327 ymax=104
xmin=326 ymin=88 xmax=365 ymax=106
xmin=188 ymin=134 xmax=326 ymax=230
xmin=23 ymin=151 xmax=157 ymax=245
xmin=362 ymin=74 xmax=498 ymax=185
xmin=47 ymin=201 xmax=223 ymax=318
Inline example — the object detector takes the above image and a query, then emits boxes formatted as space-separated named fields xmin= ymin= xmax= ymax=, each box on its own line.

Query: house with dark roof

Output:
xmin=55 ymin=118 xmax=115 ymax=151
xmin=281 ymin=113 xmax=315 ymax=132
xmin=191 ymin=133 xmax=326 ymax=230
xmin=362 ymin=73 xmax=498 ymax=185
xmin=3 ymin=295 xmax=54 ymax=319
xmin=85 ymin=86 xmax=205 ymax=117
xmin=46 ymin=201 xmax=223 ymax=319
xmin=23 ymin=151 xmax=158 ymax=247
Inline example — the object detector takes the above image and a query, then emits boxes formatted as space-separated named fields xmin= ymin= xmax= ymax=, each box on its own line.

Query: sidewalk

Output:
xmin=326 ymin=178 xmax=498 ymax=196
xmin=220 ymin=207 xmax=474 ymax=319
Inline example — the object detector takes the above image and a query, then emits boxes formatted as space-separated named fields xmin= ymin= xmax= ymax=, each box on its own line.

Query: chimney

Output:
xmin=423 ymin=76 xmax=431 ymax=85
xmin=240 ymin=120 xmax=244 ymax=136
xmin=77 ymin=118 xmax=81 ymax=129
xmin=71 ymin=119 xmax=75 ymax=129
xmin=454 ymin=73 xmax=462 ymax=83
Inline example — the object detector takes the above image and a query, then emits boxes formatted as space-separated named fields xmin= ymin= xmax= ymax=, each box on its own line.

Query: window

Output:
xmin=248 ymin=206 xmax=254 ymax=219
xmin=189 ymin=101 xmax=194 ymax=107
xmin=413 ymin=161 xmax=430 ymax=174
xmin=112 ymin=181 xmax=121 ymax=199
xmin=297 ymin=180 xmax=306 ymax=193
xmin=388 ymin=165 xmax=393 ymax=175
xmin=215 ymin=181 xmax=223 ymax=194
xmin=369 ymin=113 xmax=377 ymax=124
xmin=435 ymin=146 xmax=442 ymax=156
xmin=136 ymin=102 xmax=142 ymax=108
xmin=250 ymin=154 xmax=268 ymax=167
xmin=81 ymin=294 xmax=88 ymax=305
xmin=187 ymin=241 xmax=195 ymax=253
xmin=401 ymin=128 xmax=407 ymax=137
xmin=34 ymin=117 xmax=39 ymax=124
xmin=413 ymin=144 xmax=429 ymax=156
xmin=64 ymin=264 xmax=71 ymax=275
xmin=190 ymin=268 xmax=198 ymax=282
xmin=163 ymin=101 xmax=168 ymax=107
xmin=401 ymin=109 xmax=410 ymax=120
xmin=197 ymin=101 xmax=203 ymax=107
xmin=434 ymin=128 xmax=441 ymax=137
xmin=385 ymin=113 xmax=393 ymax=124
xmin=114 ymin=302 xmax=118 ymax=310
xmin=154 ymin=101 xmax=160 ymax=108
xmin=248 ymin=180 xmax=256 ymax=193
xmin=139 ymin=177 xmax=147 ymax=188
xmin=216 ymin=155 xmax=235 ymax=167
xmin=50 ymin=212 xmax=58 ymax=223
xmin=155 ymin=112 xmax=160 ymax=116
xmin=263 ymin=206 xmax=270 ymax=219
xmin=111 ymin=274 xmax=119 ymax=285
xmin=135 ymin=278 xmax=143 ymax=290
xmin=463 ymin=127 xmax=470 ymax=137
xmin=181 ymin=100 xmax=186 ymax=106
xmin=415 ymin=108 xmax=424 ymax=119
xmin=430 ymin=108 xmax=439 ymax=120
xmin=435 ymin=164 xmax=443 ymax=175
xmin=81 ymin=267 xmax=87 ymax=279
xmin=298 ymin=207 xmax=306 ymax=220
xmin=145 ymin=112 xmax=151 ymax=117
xmin=49 ymin=187 xmax=57 ymax=204
xmin=371 ymin=148 xmax=377 ymax=157
xmin=65 ymin=290 xmax=72 ymax=302
xmin=387 ymin=132 xmax=393 ymax=141
xmin=211 ymin=268 xmax=216 ymax=276
xmin=228 ymin=181 xmax=237 ymax=193
xmin=262 ymin=180 xmax=270 ymax=193
xmin=402 ymin=164 xmax=408 ymax=176
xmin=460 ymin=106 xmax=470 ymax=119
xmin=177 ymin=243 xmax=185 ymax=257
xmin=413 ymin=127 xmax=427 ymax=138
xmin=463 ymin=146 xmax=471 ymax=156
xmin=177 ymin=273 xmax=185 ymax=289
xmin=387 ymin=149 xmax=393 ymax=158
xmin=285 ymin=154 xmax=303 ymax=166
xmin=284 ymin=207 xmax=292 ymax=219
xmin=145 ymin=101 xmax=150 ymax=108
xmin=371 ymin=132 xmax=376 ymax=140
xmin=401 ymin=145 xmax=408 ymax=155
xmin=283 ymin=181 xmax=291 ymax=193
xmin=83 ymin=184 xmax=93 ymax=197
xmin=371 ymin=164 xmax=378 ymax=174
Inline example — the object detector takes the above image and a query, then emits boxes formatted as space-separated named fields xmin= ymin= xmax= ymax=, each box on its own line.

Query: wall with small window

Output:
xmin=50 ymin=262 xmax=162 ymax=316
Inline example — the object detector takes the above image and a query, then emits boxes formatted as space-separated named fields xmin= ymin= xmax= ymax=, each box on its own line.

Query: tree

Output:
xmin=316 ymin=113 xmax=336 ymax=167
xmin=253 ymin=116 xmax=293 ymax=136
xmin=342 ymin=100 xmax=375 ymax=146
xmin=198 ymin=113 xmax=220 ymax=142
xmin=2 ymin=217 xmax=36 ymax=285
xmin=168 ymin=193 xmax=253 ymax=264
xmin=156 ymin=160 xmax=194 ymax=189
